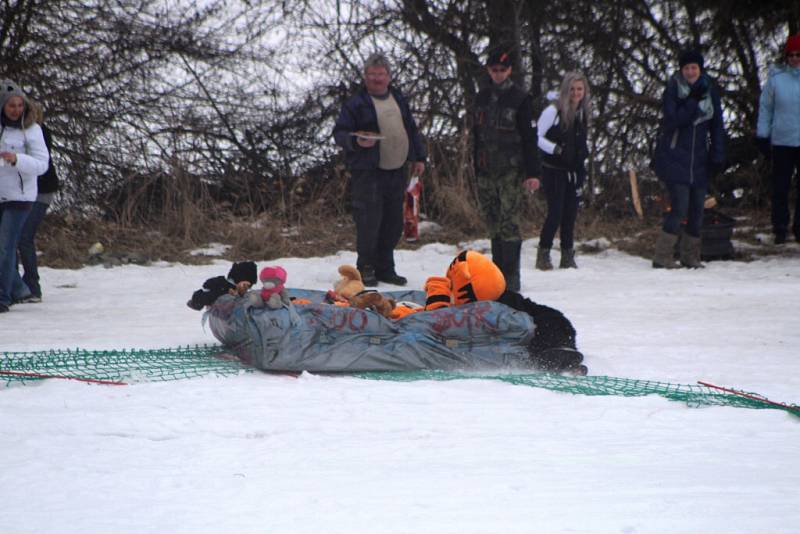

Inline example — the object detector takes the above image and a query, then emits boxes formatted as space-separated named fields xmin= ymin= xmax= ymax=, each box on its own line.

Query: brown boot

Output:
xmin=652 ymin=231 xmax=679 ymax=269
xmin=679 ymin=234 xmax=705 ymax=269
xmin=536 ymin=247 xmax=553 ymax=271
xmin=559 ymin=248 xmax=577 ymax=269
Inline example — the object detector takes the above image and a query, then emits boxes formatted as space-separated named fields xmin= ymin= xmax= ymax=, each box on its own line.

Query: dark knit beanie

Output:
xmin=227 ymin=261 xmax=257 ymax=285
xmin=678 ymin=50 xmax=704 ymax=70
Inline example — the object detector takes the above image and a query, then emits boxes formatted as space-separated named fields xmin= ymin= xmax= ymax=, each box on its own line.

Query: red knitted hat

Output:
xmin=785 ymin=34 xmax=800 ymax=54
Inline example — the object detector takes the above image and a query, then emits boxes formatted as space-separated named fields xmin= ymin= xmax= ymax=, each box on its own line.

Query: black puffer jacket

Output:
xmin=37 ymin=124 xmax=59 ymax=194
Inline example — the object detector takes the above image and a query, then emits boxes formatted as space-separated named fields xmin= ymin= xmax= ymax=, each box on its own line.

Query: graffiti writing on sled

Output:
xmin=428 ymin=302 xmax=500 ymax=335
xmin=306 ymin=305 xmax=381 ymax=332
xmin=305 ymin=301 xmax=501 ymax=335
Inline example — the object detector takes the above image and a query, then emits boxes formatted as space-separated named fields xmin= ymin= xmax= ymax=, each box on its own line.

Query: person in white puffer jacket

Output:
xmin=0 ymin=79 xmax=49 ymax=312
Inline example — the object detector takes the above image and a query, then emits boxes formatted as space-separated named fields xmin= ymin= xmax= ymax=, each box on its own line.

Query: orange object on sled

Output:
xmin=403 ymin=176 xmax=422 ymax=242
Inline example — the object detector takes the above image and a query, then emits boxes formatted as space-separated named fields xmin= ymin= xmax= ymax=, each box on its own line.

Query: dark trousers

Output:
xmin=662 ymin=182 xmax=706 ymax=237
xmin=350 ymin=167 xmax=406 ymax=275
xmin=539 ymin=167 xmax=579 ymax=250
xmin=771 ymin=146 xmax=800 ymax=238
xmin=18 ymin=201 xmax=49 ymax=298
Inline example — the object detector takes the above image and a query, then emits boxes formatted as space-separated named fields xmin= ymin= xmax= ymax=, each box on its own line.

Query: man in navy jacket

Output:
xmin=333 ymin=53 xmax=426 ymax=286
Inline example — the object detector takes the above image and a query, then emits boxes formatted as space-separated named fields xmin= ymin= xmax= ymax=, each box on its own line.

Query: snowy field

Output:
xmin=1 ymin=239 xmax=799 ymax=533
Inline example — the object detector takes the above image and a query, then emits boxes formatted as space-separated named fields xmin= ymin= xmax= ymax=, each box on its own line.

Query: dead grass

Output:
xmin=33 ymin=203 xmax=788 ymax=270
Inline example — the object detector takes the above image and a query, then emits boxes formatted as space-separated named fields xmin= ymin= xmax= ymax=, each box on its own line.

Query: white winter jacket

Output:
xmin=0 ymin=121 xmax=49 ymax=202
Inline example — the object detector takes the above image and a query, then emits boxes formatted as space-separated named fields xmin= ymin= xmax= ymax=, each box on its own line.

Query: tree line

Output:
xmin=2 ymin=0 xmax=798 ymax=229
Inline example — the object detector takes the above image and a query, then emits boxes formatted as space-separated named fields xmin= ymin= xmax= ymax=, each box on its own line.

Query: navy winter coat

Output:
xmin=332 ymin=86 xmax=427 ymax=171
xmin=652 ymin=73 xmax=725 ymax=189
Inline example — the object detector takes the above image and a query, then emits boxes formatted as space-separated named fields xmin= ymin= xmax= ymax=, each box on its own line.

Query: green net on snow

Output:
xmin=0 ymin=345 xmax=252 ymax=384
xmin=1 ymin=345 xmax=796 ymax=415
xmin=352 ymin=370 xmax=797 ymax=413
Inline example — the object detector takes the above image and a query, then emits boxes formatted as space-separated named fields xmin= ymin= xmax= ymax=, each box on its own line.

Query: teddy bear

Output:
xmin=348 ymin=289 xmax=396 ymax=319
xmin=256 ymin=265 xmax=291 ymax=309
xmin=333 ymin=264 xmax=365 ymax=299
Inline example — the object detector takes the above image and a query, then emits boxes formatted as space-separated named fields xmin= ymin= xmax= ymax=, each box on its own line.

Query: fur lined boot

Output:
xmin=679 ymin=234 xmax=704 ymax=269
xmin=652 ymin=231 xmax=679 ymax=269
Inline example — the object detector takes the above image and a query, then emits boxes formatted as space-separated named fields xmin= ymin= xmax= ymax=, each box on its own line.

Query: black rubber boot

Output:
xmin=491 ymin=238 xmax=503 ymax=270
xmin=359 ymin=265 xmax=378 ymax=287
xmin=501 ymin=240 xmax=522 ymax=292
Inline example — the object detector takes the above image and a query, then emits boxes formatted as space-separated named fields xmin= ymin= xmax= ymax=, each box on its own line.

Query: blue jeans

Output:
xmin=18 ymin=201 xmax=49 ymax=298
xmin=662 ymin=183 xmax=706 ymax=237
xmin=0 ymin=202 xmax=32 ymax=307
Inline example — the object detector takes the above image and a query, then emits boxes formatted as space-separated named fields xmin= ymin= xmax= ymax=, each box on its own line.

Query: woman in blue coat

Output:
xmin=756 ymin=34 xmax=800 ymax=245
xmin=652 ymin=50 xmax=726 ymax=268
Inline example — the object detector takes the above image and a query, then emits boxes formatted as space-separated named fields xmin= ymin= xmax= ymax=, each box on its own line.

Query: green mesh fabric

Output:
xmin=352 ymin=370 xmax=799 ymax=414
xmin=1 ymin=345 xmax=797 ymax=416
xmin=0 ymin=345 xmax=251 ymax=385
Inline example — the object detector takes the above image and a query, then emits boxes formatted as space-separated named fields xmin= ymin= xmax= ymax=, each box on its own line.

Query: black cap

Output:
xmin=486 ymin=48 xmax=513 ymax=68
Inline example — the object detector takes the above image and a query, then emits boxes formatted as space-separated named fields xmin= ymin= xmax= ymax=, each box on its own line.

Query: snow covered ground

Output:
xmin=1 ymin=239 xmax=799 ymax=533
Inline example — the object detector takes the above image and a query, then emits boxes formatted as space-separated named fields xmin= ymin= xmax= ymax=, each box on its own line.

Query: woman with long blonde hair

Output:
xmin=535 ymin=72 xmax=592 ymax=270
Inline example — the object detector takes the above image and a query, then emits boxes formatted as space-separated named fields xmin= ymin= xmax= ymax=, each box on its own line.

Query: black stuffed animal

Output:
xmin=187 ymin=276 xmax=235 ymax=310
xmin=496 ymin=290 xmax=586 ymax=375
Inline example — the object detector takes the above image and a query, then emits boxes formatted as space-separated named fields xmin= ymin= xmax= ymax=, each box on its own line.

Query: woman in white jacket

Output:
xmin=535 ymin=72 xmax=591 ymax=270
xmin=0 ymin=79 xmax=49 ymax=312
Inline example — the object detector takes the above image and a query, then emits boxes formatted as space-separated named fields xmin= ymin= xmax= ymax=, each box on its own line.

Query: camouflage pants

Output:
xmin=476 ymin=168 xmax=522 ymax=241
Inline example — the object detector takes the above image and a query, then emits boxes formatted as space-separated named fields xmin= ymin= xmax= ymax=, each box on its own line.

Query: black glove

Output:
xmin=755 ymin=137 xmax=771 ymax=159
xmin=552 ymin=144 xmax=563 ymax=156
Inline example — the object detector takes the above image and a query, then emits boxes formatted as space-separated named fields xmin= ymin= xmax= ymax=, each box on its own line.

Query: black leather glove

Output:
xmin=755 ymin=137 xmax=771 ymax=159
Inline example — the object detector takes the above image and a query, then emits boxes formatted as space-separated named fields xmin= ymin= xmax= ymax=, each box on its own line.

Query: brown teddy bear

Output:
xmin=348 ymin=290 xmax=396 ymax=318
xmin=334 ymin=265 xmax=366 ymax=299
